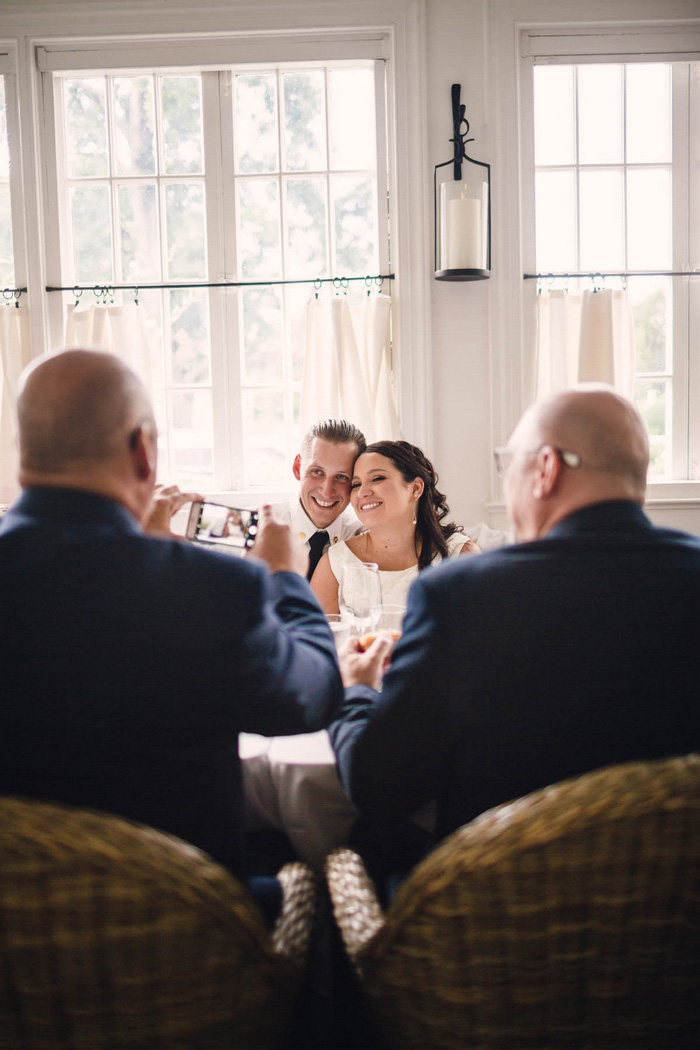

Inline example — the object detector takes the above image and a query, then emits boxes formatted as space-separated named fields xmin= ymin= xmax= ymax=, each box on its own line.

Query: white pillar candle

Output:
xmin=447 ymin=192 xmax=482 ymax=270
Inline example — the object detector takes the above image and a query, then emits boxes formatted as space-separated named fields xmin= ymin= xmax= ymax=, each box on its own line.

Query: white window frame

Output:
xmin=45 ymin=60 xmax=389 ymax=491
xmin=5 ymin=0 xmax=430 ymax=502
xmin=488 ymin=3 xmax=700 ymax=514
xmin=43 ymin=53 xmax=389 ymax=493
xmin=0 ymin=45 xmax=28 ymax=303
xmin=522 ymin=55 xmax=696 ymax=482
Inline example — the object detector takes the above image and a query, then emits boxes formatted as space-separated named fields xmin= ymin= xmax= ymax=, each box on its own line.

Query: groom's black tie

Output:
xmin=307 ymin=530 xmax=329 ymax=580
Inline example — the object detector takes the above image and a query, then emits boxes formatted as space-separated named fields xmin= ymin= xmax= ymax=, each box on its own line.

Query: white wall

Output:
xmin=425 ymin=0 xmax=492 ymax=530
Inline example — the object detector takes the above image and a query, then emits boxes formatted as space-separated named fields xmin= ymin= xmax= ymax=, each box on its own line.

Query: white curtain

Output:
xmin=64 ymin=302 xmax=152 ymax=387
xmin=0 ymin=302 xmax=31 ymax=499
xmin=536 ymin=287 xmax=635 ymax=400
xmin=300 ymin=293 xmax=401 ymax=443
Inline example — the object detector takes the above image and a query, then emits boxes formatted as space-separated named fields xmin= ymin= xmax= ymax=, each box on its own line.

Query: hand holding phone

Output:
xmin=144 ymin=485 xmax=204 ymax=536
xmin=247 ymin=504 xmax=309 ymax=576
xmin=186 ymin=501 xmax=258 ymax=553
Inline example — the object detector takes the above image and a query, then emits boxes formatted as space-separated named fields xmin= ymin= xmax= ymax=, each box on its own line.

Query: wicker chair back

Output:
xmin=330 ymin=755 xmax=700 ymax=1049
xmin=0 ymin=796 xmax=309 ymax=1049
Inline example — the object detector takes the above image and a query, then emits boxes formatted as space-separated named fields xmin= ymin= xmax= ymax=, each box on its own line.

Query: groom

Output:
xmin=273 ymin=419 xmax=366 ymax=579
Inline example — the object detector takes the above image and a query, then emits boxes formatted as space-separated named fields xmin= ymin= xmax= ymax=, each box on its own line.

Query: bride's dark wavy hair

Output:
xmin=359 ymin=440 xmax=462 ymax=569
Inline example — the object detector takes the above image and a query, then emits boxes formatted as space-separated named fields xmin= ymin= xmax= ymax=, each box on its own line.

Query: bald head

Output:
xmin=518 ymin=388 xmax=649 ymax=493
xmin=17 ymin=350 xmax=154 ymax=476
xmin=16 ymin=350 xmax=158 ymax=519
xmin=505 ymin=387 xmax=649 ymax=540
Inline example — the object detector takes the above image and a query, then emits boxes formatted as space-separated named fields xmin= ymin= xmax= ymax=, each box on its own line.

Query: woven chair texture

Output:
xmin=0 ymin=796 xmax=316 ymax=1049
xmin=326 ymin=754 xmax=700 ymax=1049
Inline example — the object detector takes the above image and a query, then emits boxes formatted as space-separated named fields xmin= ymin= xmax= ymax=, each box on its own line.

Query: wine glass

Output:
xmin=338 ymin=562 xmax=382 ymax=636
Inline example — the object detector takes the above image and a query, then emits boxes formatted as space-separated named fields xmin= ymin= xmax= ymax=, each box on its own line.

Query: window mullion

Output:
xmin=43 ymin=74 xmax=73 ymax=352
xmin=201 ymin=69 xmax=236 ymax=490
xmin=373 ymin=59 xmax=391 ymax=277
xmin=106 ymin=75 xmax=119 ymax=288
xmin=671 ymin=63 xmax=690 ymax=479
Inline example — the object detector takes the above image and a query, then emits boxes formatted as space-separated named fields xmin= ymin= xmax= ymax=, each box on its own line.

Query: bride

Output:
xmin=311 ymin=439 xmax=478 ymax=612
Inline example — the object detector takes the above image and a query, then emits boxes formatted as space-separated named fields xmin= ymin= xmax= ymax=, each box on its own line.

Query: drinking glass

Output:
xmin=338 ymin=561 xmax=382 ymax=635
xmin=326 ymin=613 xmax=351 ymax=650
xmin=377 ymin=604 xmax=405 ymax=635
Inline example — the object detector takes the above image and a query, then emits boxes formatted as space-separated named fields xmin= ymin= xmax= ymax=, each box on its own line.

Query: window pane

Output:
xmin=139 ymin=288 xmax=165 ymax=386
xmin=535 ymin=170 xmax=576 ymax=272
xmin=237 ymin=178 xmax=282 ymax=279
xmin=170 ymin=388 xmax=213 ymax=478
xmin=0 ymin=78 xmax=9 ymax=176
xmin=241 ymin=286 xmax=283 ymax=383
xmin=627 ymin=168 xmax=672 ymax=270
xmin=234 ymin=74 xmax=279 ymax=174
xmin=284 ymin=177 xmax=327 ymax=279
xmin=70 ymin=184 xmax=113 ymax=282
xmin=243 ymin=389 xmax=286 ymax=486
xmin=65 ymin=78 xmax=109 ymax=178
xmin=0 ymin=183 xmax=13 ymax=288
xmin=152 ymin=386 xmax=169 ymax=475
xmin=578 ymin=65 xmax=623 ymax=164
xmin=0 ymin=79 xmax=11 ymax=288
xmin=165 ymin=182 xmax=206 ymax=280
xmin=161 ymin=76 xmax=203 ymax=176
xmin=169 ymin=287 xmax=210 ymax=384
xmin=630 ymin=277 xmax=671 ymax=374
xmin=286 ymin=284 xmax=308 ymax=383
xmin=626 ymin=64 xmax=671 ymax=164
xmin=329 ymin=69 xmax=376 ymax=171
xmin=118 ymin=183 xmax=159 ymax=281
xmin=113 ymin=76 xmax=156 ymax=177
xmin=579 ymin=168 xmax=624 ymax=271
xmin=283 ymin=71 xmax=326 ymax=172
xmin=634 ymin=378 xmax=670 ymax=477
xmin=533 ymin=66 xmax=575 ymax=166
xmin=331 ymin=175 xmax=378 ymax=276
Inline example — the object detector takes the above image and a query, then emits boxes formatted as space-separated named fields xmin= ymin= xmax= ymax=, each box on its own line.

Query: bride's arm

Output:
xmin=310 ymin=550 xmax=340 ymax=613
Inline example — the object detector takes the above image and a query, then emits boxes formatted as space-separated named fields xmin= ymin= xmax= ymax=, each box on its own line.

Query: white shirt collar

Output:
xmin=288 ymin=497 xmax=360 ymax=545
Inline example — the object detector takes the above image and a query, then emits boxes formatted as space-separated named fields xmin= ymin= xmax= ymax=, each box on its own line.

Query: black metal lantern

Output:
xmin=434 ymin=84 xmax=491 ymax=280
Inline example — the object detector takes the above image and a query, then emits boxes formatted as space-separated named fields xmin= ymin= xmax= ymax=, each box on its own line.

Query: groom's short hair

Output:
xmin=301 ymin=419 xmax=366 ymax=460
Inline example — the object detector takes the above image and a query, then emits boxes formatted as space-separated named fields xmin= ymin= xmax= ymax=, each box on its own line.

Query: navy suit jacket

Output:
xmin=0 ymin=487 xmax=342 ymax=878
xmin=331 ymin=501 xmax=700 ymax=852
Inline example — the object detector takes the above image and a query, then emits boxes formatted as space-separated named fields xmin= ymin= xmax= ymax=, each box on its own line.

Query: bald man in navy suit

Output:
xmin=331 ymin=388 xmax=700 ymax=881
xmin=0 ymin=349 xmax=342 ymax=921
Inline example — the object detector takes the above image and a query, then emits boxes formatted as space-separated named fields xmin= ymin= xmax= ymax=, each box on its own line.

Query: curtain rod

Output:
xmin=524 ymin=270 xmax=699 ymax=280
xmin=45 ymin=273 xmax=395 ymax=293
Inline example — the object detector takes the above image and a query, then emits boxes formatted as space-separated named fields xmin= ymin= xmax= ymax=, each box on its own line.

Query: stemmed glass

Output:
xmin=338 ymin=562 xmax=382 ymax=636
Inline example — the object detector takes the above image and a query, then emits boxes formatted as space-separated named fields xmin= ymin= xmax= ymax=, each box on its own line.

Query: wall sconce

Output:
xmin=434 ymin=84 xmax=491 ymax=280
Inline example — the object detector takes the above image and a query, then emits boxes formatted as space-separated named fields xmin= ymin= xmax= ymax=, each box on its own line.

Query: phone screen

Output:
xmin=189 ymin=502 xmax=257 ymax=550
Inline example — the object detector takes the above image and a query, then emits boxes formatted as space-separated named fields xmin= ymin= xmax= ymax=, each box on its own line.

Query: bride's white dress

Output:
xmin=327 ymin=531 xmax=469 ymax=608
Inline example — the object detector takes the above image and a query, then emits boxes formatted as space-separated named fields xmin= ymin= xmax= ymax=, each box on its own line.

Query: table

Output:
xmin=240 ymin=730 xmax=356 ymax=872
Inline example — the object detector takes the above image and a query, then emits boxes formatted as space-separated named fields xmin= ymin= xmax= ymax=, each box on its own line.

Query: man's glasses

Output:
xmin=493 ymin=445 xmax=582 ymax=478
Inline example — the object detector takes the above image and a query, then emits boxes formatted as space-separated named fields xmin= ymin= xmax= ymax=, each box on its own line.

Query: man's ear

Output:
xmin=129 ymin=425 xmax=156 ymax=482
xmin=532 ymin=445 xmax=561 ymax=500
xmin=293 ymin=453 xmax=301 ymax=481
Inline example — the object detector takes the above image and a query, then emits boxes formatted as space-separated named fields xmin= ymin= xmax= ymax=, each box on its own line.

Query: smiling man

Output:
xmin=274 ymin=419 xmax=366 ymax=579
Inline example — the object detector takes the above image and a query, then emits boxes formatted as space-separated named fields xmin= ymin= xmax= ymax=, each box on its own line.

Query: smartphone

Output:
xmin=186 ymin=501 xmax=258 ymax=553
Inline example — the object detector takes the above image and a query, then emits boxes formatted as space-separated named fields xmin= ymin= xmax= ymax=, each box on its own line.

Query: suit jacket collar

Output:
xmin=2 ymin=486 xmax=142 ymax=536
xmin=545 ymin=500 xmax=651 ymax=540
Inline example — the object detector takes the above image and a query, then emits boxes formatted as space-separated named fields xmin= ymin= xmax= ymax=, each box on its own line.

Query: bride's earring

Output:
xmin=411 ymin=499 xmax=417 ymax=526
